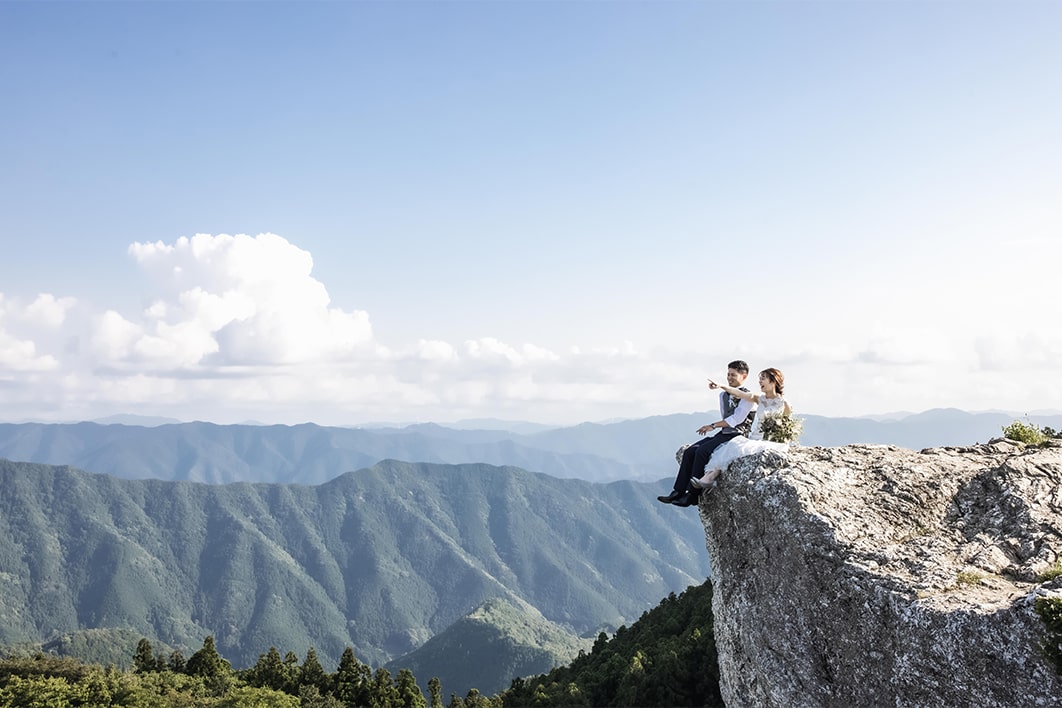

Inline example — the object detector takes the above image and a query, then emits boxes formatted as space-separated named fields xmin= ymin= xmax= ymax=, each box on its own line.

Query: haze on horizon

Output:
xmin=1 ymin=1 xmax=1059 ymax=427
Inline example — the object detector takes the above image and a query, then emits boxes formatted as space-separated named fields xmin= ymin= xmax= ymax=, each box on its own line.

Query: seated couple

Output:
xmin=657 ymin=360 xmax=791 ymax=508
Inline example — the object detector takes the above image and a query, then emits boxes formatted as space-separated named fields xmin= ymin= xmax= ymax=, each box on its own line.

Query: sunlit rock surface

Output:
xmin=699 ymin=439 xmax=1062 ymax=707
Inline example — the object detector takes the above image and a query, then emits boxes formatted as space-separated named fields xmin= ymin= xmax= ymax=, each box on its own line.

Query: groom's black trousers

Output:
xmin=672 ymin=429 xmax=740 ymax=493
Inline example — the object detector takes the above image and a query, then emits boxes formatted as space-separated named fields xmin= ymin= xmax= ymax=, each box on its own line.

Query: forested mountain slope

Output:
xmin=500 ymin=580 xmax=722 ymax=707
xmin=0 ymin=458 xmax=708 ymax=671
xmin=386 ymin=597 xmax=591 ymax=696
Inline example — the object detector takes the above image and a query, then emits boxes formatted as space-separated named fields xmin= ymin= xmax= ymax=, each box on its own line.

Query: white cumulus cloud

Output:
xmin=0 ymin=333 xmax=58 ymax=372
xmin=0 ymin=293 xmax=64 ymax=372
xmin=117 ymin=233 xmax=374 ymax=368
xmin=23 ymin=294 xmax=77 ymax=328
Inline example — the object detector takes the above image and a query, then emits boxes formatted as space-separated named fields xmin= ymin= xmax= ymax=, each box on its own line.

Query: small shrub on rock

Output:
xmin=1036 ymin=564 xmax=1062 ymax=584
xmin=955 ymin=571 xmax=985 ymax=587
xmin=1002 ymin=420 xmax=1048 ymax=445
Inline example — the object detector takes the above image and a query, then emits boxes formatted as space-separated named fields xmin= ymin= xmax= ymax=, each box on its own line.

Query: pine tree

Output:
xmin=395 ymin=668 xmax=427 ymax=708
xmin=369 ymin=667 xmax=400 ymax=708
xmin=461 ymin=688 xmax=493 ymax=708
xmin=168 ymin=649 xmax=186 ymax=673
xmin=133 ymin=638 xmax=156 ymax=673
xmin=335 ymin=646 xmax=371 ymax=707
xmin=248 ymin=646 xmax=292 ymax=693
xmin=428 ymin=676 xmax=443 ymax=708
xmin=185 ymin=636 xmax=227 ymax=677
xmin=300 ymin=647 xmax=330 ymax=695
xmin=284 ymin=651 xmax=300 ymax=676
xmin=184 ymin=635 xmax=233 ymax=694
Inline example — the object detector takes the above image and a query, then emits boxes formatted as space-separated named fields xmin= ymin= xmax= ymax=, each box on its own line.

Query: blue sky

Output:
xmin=1 ymin=0 xmax=1060 ymax=426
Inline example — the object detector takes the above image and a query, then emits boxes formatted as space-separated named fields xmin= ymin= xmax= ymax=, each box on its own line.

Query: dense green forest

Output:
xmin=0 ymin=581 xmax=719 ymax=707
xmin=0 ymin=580 xmax=721 ymax=707
xmin=501 ymin=580 xmax=721 ymax=707
xmin=0 ymin=636 xmax=486 ymax=708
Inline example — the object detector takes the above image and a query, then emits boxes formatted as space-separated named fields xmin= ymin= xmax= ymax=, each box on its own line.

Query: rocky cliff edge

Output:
xmin=699 ymin=439 xmax=1062 ymax=707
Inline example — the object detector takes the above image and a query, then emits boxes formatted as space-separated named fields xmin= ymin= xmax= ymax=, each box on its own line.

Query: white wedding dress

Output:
xmin=703 ymin=395 xmax=790 ymax=475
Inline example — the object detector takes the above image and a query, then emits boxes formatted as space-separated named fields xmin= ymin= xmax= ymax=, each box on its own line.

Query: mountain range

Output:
xmin=2 ymin=408 xmax=1058 ymax=487
xmin=2 ymin=407 xmax=1057 ymax=694
xmin=0 ymin=457 xmax=708 ymax=691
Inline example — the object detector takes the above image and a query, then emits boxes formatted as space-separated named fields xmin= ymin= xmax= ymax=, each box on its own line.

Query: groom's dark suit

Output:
xmin=669 ymin=389 xmax=756 ymax=496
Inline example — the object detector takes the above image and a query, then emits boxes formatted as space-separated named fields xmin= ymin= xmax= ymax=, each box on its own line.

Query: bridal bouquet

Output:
xmin=759 ymin=411 xmax=803 ymax=444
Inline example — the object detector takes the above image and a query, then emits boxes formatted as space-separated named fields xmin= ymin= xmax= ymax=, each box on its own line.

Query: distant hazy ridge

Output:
xmin=2 ymin=408 xmax=1058 ymax=486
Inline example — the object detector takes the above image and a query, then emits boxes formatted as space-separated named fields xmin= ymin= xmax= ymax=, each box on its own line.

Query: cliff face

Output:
xmin=699 ymin=440 xmax=1062 ymax=707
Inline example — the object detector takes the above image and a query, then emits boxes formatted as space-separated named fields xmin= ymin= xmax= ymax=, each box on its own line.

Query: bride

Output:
xmin=693 ymin=367 xmax=792 ymax=490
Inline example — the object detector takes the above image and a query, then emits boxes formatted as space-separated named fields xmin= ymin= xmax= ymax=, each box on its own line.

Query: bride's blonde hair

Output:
xmin=760 ymin=368 xmax=784 ymax=394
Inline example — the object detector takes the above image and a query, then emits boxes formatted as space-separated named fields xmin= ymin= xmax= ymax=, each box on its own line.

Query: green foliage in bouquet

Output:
xmin=1002 ymin=420 xmax=1049 ymax=445
xmin=759 ymin=411 xmax=803 ymax=444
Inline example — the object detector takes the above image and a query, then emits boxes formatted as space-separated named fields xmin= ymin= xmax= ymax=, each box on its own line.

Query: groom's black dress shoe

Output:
xmin=657 ymin=490 xmax=684 ymax=503
xmin=670 ymin=491 xmax=699 ymax=507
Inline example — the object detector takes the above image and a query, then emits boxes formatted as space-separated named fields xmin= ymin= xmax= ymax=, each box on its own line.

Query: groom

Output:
xmin=657 ymin=360 xmax=757 ymax=508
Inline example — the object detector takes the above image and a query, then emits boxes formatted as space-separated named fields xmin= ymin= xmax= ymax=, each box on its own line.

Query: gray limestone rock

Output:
xmin=698 ymin=439 xmax=1062 ymax=707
